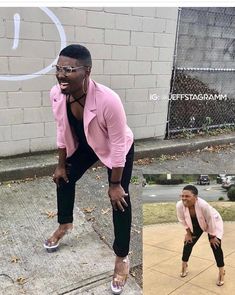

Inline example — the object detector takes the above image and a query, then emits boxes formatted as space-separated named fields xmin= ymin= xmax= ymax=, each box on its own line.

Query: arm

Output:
xmin=104 ymin=95 xmax=129 ymax=211
xmin=202 ymin=203 xmax=217 ymax=237
xmin=50 ymin=87 xmax=68 ymax=186
xmin=176 ymin=202 xmax=193 ymax=243
xmin=53 ymin=148 xmax=69 ymax=187
xmin=176 ymin=201 xmax=189 ymax=229
xmin=201 ymin=203 xmax=221 ymax=248
xmin=108 ymin=167 xmax=128 ymax=212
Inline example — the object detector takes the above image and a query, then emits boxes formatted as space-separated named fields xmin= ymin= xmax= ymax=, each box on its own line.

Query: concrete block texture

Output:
xmin=0 ymin=7 xmax=177 ymax=156
xmin=131 ymin=31 xmax=154 ymax=46
xmin=12 ymin=123 xmax=44 ymax=140
xmin=0 ymin=57 xmax=9 ymax=75
xmin=0 ymin=126 xmax=11 ymax=141
xmin=30 ymin=136 xmax=56 ymax=152
xmin=105 ymin=29 xmax=130 ymax=45
xmin=0 ymin=93 xmax=8 ymax=108
xmin=112 ymin=45 xmax=137 ymax=60
xmin=0 ymin=109 xmax=23 ymax=125
xmin=0 ymin=140 xmax=30 ymax=157
xmin=156 ymin=7 xmax=179 ymax=20
xmin=23 ymin=107 xmax=53 ymax=124
xmin=132 ymin=7 xmax=156 ymax=17
xmin=110 ymin=75 xmax=134 ymax=89
xmin=104 ymin=60 xmax=128 ymax=75
xmin=0 ymin=18 xmax=5 ymax=37
xmin=104 ymin=7 xmax=132 ymax=14
xmin=87 ymin=11 xmax=115 ymax=29
xmin=75 ymin=27 xmax=104 ymax=44
xmin=51 ymin=8 xmax=86 ymax=26
xmin=8 ymin=92 xmax=41 ymax=108
xmin=115 ymin=15 xmax=142 ymax=31
xmin=129 ymin=61 xmax=151 ymax=74
xmin=127 ymin=114 xmax=146 ymax=128
xmin=9 ymin=57 xmax=44 ymax=75
xmin=6 ymin=20 xmax=42 ymax=40
xmin=85 ymin=44 xmax=112 ymax=60
xmin=143 ymin=17 xmax=166 ymax=33
xmin=137 ymin=47 xmax=157 ymax=61
xmin=134 ymin=75 xmax=157 ymax=88
xmin=126 ymin=88 xmax=149 ymax=102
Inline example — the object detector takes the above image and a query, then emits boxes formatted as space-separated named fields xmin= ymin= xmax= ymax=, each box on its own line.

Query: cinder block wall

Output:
xmin=0 ymin=7 xmax=178 ymax=157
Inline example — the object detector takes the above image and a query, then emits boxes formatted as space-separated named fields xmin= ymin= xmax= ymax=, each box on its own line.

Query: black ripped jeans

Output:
xmin=56 ymin=143 xmax=134 ymax=257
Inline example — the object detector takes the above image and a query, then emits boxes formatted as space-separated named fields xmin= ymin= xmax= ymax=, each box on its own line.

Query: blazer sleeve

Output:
xmin=201 ymin=203 xmax=217 ymax=236
xmin=176 ymin=201 xmax=188 ymax=229
xmin=50 ymin=86 xmax=66 ymax=149
xmin=103 ymin=94 xmax=127 ymax=167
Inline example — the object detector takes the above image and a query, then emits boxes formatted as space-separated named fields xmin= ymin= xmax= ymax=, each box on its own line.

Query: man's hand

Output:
xmin=210 ymin=236 xmax=220 ymax=249
xmin=184 ymin=232 xmax=193 ymax=244
xmin=53 ymin=166 xmax=69 ymax=187
xmin=108 ymin=184 xmax=128 ymax=212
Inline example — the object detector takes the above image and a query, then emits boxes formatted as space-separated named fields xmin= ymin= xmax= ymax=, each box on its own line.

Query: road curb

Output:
xmin=1 ymin=133 xmax=235 ymax=182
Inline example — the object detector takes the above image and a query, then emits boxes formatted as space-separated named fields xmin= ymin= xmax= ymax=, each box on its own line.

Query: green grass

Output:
xmin=143 ymin=201 xmax=235 ymax=226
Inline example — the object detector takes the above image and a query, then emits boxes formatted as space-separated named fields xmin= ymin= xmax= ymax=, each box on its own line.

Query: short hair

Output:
xmin=183 ymin=185 xmax=198 ymax=196
xmin=59 ymin=44 xmax=92 ymax=67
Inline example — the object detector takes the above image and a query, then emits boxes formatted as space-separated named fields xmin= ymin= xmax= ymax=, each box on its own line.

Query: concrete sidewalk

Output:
xmin=1 ymin=132 xmax=235 ymax=295
xmin=144 ymin=222 xmax=235 ymax=295
xmin=0 ymin=176 xmax=142 ymax=295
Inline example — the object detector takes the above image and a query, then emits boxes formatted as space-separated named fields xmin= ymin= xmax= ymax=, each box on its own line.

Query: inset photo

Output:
xmin=143 ymin=173 xmax=235 ymax=295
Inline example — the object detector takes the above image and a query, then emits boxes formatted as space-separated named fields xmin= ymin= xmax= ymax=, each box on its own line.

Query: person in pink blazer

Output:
xmin=44 ymin=44 xmax=134 ymax=294
xmin=176 ymin=185 xmax=225 ymax=286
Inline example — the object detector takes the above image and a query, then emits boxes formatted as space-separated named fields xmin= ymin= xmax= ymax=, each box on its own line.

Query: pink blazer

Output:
xmin=50 ymin=79 xmax=134 ymax=169
xmin=176 ymin=197 xmax=223 ymax=239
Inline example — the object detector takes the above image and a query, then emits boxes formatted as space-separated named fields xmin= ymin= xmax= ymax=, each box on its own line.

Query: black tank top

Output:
xmin=66 ymin=102 xmax=94 ymax=153
xmin=191 ymin=215 xmax=200 ymax=229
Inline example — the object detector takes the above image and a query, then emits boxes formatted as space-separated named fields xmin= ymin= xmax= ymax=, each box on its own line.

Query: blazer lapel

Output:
xmin=84 ymin=79 xmax=97 ymax=138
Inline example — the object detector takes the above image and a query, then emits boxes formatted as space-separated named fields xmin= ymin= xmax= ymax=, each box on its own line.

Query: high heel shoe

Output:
xmin=111 ymin=256 xmax=129 ymax=294
xmin=180 ymin=263 xmax=188 ymax=277
xmin=216 ymin=270 xmax=225 ymax=286
xmin=44 ymin=226 xmax=73 ymax=253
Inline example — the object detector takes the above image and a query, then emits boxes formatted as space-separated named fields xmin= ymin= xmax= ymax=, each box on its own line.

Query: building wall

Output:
xmin=0 ymin=7 xmax=178 ymax=157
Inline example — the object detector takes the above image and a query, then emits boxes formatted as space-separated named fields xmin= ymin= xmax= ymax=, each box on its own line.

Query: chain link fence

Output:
xmin=167 ymin=7 xmax=235 ymax=137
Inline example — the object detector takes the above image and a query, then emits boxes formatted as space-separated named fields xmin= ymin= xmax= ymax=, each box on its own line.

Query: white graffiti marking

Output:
xmin=12 ymin=13 xmax=20 ymax=50
xmin=0 ymin=7 xmax=66 ymax=81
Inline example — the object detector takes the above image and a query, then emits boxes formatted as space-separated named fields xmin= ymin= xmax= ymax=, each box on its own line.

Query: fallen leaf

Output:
xmin=45 ymin=211 xmax=57 ymax=218
xmin=130 ymin=270 xmax=136 ymax=277
xmin=132 ymin=229 xmax=141 ymax=234
xmin=134 ymin=158 xmax=154 ymax=165
xmin=92 ymin=167 xmax=97 ymax=171
xmin=87 ymin=217 xmax=95 ymax=222
xmin=1 ymin=230 xmax=9 ymax=236
xmin=11 ymin=256 xmax=20 ymax=263
xmin=16 ymin=277 xmax=27 ymax=285
xmin=101 ymin=208 xmax=111 ymax=215
xmin=95 ymin=175 xmax=101 ymax=180
xmin=83 ymin=207 xmax=95 ymax=213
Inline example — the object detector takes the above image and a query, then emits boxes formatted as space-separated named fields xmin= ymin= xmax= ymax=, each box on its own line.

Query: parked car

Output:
xmin=222 ymin=176 xmax=235 ymax=190
xmin=197 ymin=175 xmax=210 ymax=185
xmin=216 ymin=173 xmax=227 ymax=184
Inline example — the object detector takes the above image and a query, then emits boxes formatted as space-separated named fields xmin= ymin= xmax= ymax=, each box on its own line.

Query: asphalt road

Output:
xmin=142 ymin=182 xmax=228 ymax=203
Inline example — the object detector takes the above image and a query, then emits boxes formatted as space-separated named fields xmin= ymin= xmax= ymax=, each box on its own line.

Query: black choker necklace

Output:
xmin=67 ymin=93 xmax=86 ymax=108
